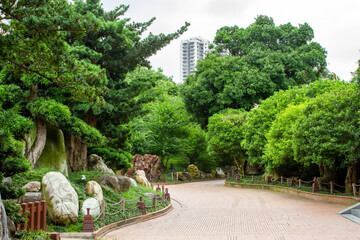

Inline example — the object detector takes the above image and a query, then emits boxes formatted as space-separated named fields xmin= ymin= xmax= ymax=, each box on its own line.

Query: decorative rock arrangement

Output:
xmin=134 ymin=170 xmax=152 ymax=188
xmin=42 ymin=172 xmax=79 ymax=225
xmin=126 ymin=154 xmax=161 ymax=181
xmin=187 ymin=164 xmax=199 ymax=179
xmin=87 ymin=154 xmax=115 ymax=174
xmin=81 ymin=198 xmax=100 ymax=217
xmin=98 ymin=175 xmax=131 ymax=193
xmin=85 ymin=181 xmax=103 ymax=203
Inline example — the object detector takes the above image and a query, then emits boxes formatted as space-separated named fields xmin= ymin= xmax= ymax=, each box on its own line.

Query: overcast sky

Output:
xmin=102 ymin=0 xmax=360 ymax=83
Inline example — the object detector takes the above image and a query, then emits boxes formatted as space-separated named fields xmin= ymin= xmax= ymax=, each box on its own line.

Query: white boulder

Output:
xmin=134 ymin=170 xmax=152 ymax=188
xmin=81 ymin=198 xmax=100 ymax=217
xmin=42 ymin=172 xmax=78 ymax=225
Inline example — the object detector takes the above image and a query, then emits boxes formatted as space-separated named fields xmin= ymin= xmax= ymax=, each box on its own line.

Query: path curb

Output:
xmin=155 ymin=178 xmax=224 ymax=185
xmin=225 ymin=181 xmax=359 ymax=206
xmin=60 ymin=203 xmax=173 ymax=240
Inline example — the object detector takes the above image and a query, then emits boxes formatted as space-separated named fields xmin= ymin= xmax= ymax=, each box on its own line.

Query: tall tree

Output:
xmin=182 ymin=15 xmax=327 ymax=127
xmin=65 ymin=0 xmax=189 ymax=170
xmin=0 ymin=0 xmax=107 ymax=170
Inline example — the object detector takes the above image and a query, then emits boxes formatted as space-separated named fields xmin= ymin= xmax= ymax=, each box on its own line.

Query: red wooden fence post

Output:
xmin=41 ymin=201 xmax=47 ymax=231
xmin=137 ymin=196 xmax=146 ymax=215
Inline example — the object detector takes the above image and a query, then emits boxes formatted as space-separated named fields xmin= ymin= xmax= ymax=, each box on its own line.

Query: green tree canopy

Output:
xmin=128 ymin=95 xmax=194 ymax=168
xmin=207 ymin=108 xmax=248 ymax=173
xmin=242 ymin=79 xmax=348 ymax=165
xmin=181 ymin=15 xmax=327 ymax=127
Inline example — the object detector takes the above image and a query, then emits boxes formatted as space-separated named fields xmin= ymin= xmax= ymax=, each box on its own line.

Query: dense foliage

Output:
xmin=181 ymin=15 xmax=327 ymax=127
xmin=207 ymin=109 xmax=248 ymax=173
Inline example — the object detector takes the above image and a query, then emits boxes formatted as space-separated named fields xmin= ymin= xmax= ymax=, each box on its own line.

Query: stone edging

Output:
xmin=156 ymin=178 xmax=224 ymax=185
xmin=60 ymin=203 xmax=173 ymax=239
xmin=225 ymin=182 xmax=359 ymax=206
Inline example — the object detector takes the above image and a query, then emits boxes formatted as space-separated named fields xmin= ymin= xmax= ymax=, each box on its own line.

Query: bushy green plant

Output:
xmin=1 ymin=156 xmax=30 ymax=177
xmin=16 ymin=230 xmax=51 ymax=240
xmin=88 ymin=147 xmax=132 ymax=170
xmin=3 ymin=200 xmax=25 ymax=225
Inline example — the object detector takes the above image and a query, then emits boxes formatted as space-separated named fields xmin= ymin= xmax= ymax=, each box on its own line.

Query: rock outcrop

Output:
xmin=84 ymin=181 xmax=103 ymax=203
xmin=98 ymin=175 xmax=130 ymax=193
xmin=87 ymin=154 xmax=115 ymax=174
xmin=187 ymin=164 xmax=199 ymax=179
xmin=134 ymin=170 xmax=152 ymax=188
xmin=126 ymin=154 xmax=161 ymax=181
xmin=42 ymin=172 xmax=78 ymax=225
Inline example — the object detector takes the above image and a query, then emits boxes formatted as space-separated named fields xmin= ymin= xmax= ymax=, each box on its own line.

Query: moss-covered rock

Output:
xmin=187 ymin=164 xmax=199 ymax=179
xmin=35 ymin=124 xmax=68 ymax=176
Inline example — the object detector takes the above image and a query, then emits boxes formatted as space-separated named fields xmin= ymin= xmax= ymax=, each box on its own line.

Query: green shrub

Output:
xmin=1 ymin=156 xmax=30 ymax=177
xmin=3 ymin=200 xmax=25 ymax=225
xmin=16 ymin=230 xmax=51 ymax=240
xmin=88 ymin=147 xmax=132 ymax=170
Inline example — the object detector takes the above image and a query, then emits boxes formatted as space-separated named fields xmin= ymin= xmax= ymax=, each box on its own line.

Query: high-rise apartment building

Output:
xmin=180 ymin=37 xmax=210 ymax=82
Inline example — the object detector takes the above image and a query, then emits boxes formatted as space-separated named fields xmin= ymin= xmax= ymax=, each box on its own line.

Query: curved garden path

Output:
xmin=103 ymin=180 xmax=360 ymax=240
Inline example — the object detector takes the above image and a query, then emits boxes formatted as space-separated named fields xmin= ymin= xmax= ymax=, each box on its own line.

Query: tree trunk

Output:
xmin=26 ymin=117 xmax=47 ymax=168
xmin=65 ymin=133 xmax=87 ymax=172
xmin=65 ymin=108 xmax=96 ymax=172
xmin=345 ymin=163 xmax=357 ymax=194
xmin=318 ymin=162 xmax=334 ymax=182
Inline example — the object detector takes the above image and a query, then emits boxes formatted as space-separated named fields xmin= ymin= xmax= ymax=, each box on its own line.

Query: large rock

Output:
xmin=35 ymin=125 xmax=68 ymax=176
xmin=42 ymin=172 xmax=78 ymax=225
xmin=126 ymin=154 xmax=161 ymax=181
xmin=216 ymin=167 xmax=226 ymax=178
xmin=81 ymin=198 xmax=100 ymax=217
xmin=84 ymin=181 xmax=103 ymax=203
xmin=187 ymin=164 xmax=199 ymax=179
xmin=22 ymin=181 xmax=41 ymax=192
xmin=98 ymin=175 xmax=130 ymax=193
xmin=88 ymin=154 xmax=115 ymax=174
xmin=177 ymin=172 xmax=191 ymax=181
xmin=128 ymin=178 xmax=138 ymax=187
xmin=19 ymin=192 xmax=43 ymax=203
xmin=134 ymin=170 xmax=152 ymax=188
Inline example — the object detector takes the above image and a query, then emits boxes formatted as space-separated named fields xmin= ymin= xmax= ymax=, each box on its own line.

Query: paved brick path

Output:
xmin=102 ymin=180 xmax=360 ymax=240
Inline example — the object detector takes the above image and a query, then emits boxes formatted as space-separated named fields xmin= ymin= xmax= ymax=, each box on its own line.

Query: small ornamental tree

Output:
xmin=207 ymin=109 xmax=248 ymax=174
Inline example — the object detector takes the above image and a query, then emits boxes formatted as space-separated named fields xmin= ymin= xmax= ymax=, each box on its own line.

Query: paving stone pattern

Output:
xmin=103 ymin=180 xmax=360 ymax=240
